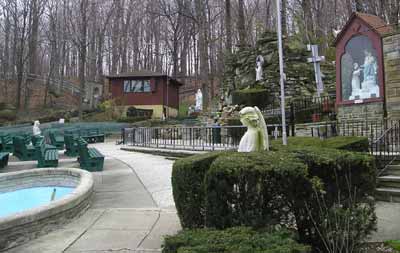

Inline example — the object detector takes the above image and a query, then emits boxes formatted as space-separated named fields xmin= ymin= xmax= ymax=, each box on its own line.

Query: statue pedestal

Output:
xmin=349 ymin=89 xmax=361 ymax=100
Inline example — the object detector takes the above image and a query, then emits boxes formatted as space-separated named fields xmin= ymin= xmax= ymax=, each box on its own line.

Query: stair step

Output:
xmin=379 ymin=175 xmax=400 ymax=181
xmin=376 ymin=187 xmax=400 ymax=202
xmin=383 ymin=167 xmax=400 ymax=176
xmin=387 ymin=164 xmax=400 ymax=170
xmin=378 ymin=176 xmax=400 ymax=188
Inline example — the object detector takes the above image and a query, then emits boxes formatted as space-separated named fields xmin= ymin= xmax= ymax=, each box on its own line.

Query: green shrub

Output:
xmin=179 ymin=102 xmax=190 ymax=117
xmin=172 ymin=152 xmax=226 ymax=228
xmin=0 ymin=109 xmax=17 ymax=121
xmin=270 ymin=136 xmax=369 ymax=152
xmin=162 ymin=227 xmax=311 ymax=253
xmin=232 ymin=88 xmax=270 ymax=109
xmin=171 ymin=148 xmax=376 ymax=250
xmin=204 ymin=151 xmax=313 ymax=229
xmin=385 ymin=240 xmax=400 ymax=250
xmin=289 ymin=147 xmax=376 ymax=204
xmin=308 ymin=192 xmax=376 ymax=252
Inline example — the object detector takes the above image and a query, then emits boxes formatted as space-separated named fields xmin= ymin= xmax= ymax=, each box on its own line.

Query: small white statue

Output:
xmin=33 ymin=120 xmax=41 ymax=136
xmin=195 ymin=89 xmax=203 ymax=111
xmin=349 ymin=63 xmax=361 ymax=100
xmin=255 ymin=55 xmax=264 ymax=81
xmin=59 ymin=118 xmax=65 ymax=124
xmin=238 ymin=106 xmax=269 ymax=152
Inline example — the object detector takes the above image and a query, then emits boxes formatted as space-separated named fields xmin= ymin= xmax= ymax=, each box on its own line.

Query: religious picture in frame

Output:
xmin=340 ymin=35 xmax=379 ymax=101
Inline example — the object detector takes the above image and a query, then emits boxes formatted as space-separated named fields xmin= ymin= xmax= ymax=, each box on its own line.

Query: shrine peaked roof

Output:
xmin=334 ymin=12 xmax=394 ymax=46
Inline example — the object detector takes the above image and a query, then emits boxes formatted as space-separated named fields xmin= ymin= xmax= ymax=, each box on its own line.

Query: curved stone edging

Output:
xmin=0 ymin=168 xmax=94 ymax=251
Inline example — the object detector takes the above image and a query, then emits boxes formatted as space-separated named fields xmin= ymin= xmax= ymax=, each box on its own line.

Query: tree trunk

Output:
xmin=3 ymin=11 xmax=10 ymax=99
xmin=111 ymin=0 xmax=121 ymax=74
xmin=78 ymin=0 xmax=88 ymax=120
xmin=281 ymin=0 xmax=287 ymax=36
xmin=225 ymin=0 xmax=232 ymax=53
xmin=237 ymin=0 xmax=246 ymax=46
xmin=195 ymin=0 xmax=209 ymax=109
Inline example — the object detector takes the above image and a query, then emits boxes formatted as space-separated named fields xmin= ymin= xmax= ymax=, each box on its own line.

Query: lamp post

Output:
xmin=276 ymin=0 xmax=287 ymax=145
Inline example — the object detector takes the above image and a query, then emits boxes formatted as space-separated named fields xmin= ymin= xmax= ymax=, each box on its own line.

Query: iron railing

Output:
xmin=121 ymin=124 xmax=288 ymax=151
xmin=309 ymin=119 xmax=400 ymax=172
xmin=371 ymin=121 xmax=400 ymax=174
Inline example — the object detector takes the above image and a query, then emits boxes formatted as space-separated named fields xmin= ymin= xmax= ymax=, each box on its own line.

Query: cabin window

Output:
xmin=123 ymin=80 xmax=151 ymax=93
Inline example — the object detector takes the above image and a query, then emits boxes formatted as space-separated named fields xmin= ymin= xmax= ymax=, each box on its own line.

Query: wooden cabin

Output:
xmin=106 ymin=71 xmax=183 ymax=119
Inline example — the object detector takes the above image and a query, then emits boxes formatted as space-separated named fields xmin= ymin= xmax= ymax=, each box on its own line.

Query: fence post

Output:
xmin=290 ymin=102 xmax=295 ymax=136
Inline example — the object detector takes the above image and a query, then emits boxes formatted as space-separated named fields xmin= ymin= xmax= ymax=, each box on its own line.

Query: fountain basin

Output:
xmin=0 ymin=168 xmax=94 ymax=251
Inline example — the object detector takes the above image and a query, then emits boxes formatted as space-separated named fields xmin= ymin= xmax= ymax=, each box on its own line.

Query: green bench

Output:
xmin=80 ymin=128 xmax=105 ymax=143
xmin=0 ymin=152 xmax=9 ymax=169
xmin=0 ymin=134 xmax=14 ymax=153
xmin=49 ymin=131 xmax=65 ymax=150
xmin=77 ymin=138 xmax=104 ymax=171
xmin=64 ymin=134 xmax=79 ymax=157
xmin=35 ymin=140 xmax=58 ymax=168
xmin=13 ymin=136 xmax=36 ymax=161
xmin=31 ymin=135 xmax=44 ymax=146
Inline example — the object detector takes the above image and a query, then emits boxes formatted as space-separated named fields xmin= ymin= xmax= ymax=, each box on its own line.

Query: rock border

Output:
xmin=0 ymin=168 xmax=94 ymax=251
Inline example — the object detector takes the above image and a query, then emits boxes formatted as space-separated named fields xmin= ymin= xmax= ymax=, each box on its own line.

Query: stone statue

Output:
xmin=349 ymin=63 xmax=361 ymax=100
xmin=362 ymin=50 xmax=377 ymax=84
xmin=255 ymin=55 xmax=264 ymax=81
xmin=238 ymin=106 xmax=269 ymax=152
xmin=360 ymin=50 xmax=379 ymax=98
xmin=33 ymin=120 xmax=41 ymax=136
xmin=195 ymin=89 xmax=203 ymax=111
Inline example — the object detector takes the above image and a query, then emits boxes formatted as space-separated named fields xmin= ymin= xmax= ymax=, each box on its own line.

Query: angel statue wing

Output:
xmin=254 ymin=106 xmax=269 ymax=151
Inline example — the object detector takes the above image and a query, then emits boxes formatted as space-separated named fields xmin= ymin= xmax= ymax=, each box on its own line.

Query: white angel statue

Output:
xmin=238 ymin=106 xmax=269 ymax=152
xmin=33 ymin=120 xmax=41 ymax=136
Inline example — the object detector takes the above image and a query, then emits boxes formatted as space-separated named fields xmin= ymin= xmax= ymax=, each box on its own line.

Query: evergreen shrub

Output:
xmin=289 ymin=147 xmax=376 ymax=205
xmin=204 ymin=151 xmax=312 ymax=229
xmin=172 ymin=152 xmax=225 ymax=228
xmin=232 ymin=88 xmax=270 ymax=109
xmin=162 ymin=227 xmax=311 ymax=253
xmin=270 ymin=136 xmax=369 ymax=152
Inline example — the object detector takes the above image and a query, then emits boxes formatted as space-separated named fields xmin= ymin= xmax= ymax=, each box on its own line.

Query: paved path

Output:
xmin=6 ymin=142 xmax=181 ymax=253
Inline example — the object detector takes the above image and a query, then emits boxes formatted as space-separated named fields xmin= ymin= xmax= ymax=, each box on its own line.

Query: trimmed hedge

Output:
xmin=171 ymin=147 xmax=376 ymax=249
xmin=172 ymin=152 xmax=225 ymax=228
xmin=289 ymin=147 xmax=376 ymax=204
xmin=162 ymin=227 xmax=311 ymax=253
xmin=270 ymin=136 xmax=369 ymax=152
xmin=204 ymin=151 xmax=312 ymax=229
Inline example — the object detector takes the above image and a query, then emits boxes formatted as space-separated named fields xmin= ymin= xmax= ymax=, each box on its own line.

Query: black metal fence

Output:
xmin=309 ymin=119 xmax=400 ymax=172
xmin=121 ymin=124 xmax=288 ymax=151
xmin=120 ymin=119 xmax=400 ymax=172
xmin=371 ymin=121 xmax=400 ymax=174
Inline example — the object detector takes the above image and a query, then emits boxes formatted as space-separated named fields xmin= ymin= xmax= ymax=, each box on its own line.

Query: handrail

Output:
xmin=370 ymin=120 xmax=400 ymax=174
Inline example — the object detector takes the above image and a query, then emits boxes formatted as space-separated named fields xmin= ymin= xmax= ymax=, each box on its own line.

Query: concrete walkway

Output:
xmin=6 ymin=142 xmax=181 ymax=253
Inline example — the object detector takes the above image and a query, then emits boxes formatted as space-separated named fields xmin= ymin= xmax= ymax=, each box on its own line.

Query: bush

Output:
xmin=289 ymin=147 xmax=376 ymax=204
xmin=232 ymin=88 xmax=270 ymax=109
xmin=270 ymin=136 xmax=369 ymax=153
xmin=0 ymin=109 xmax=17 ymax=121
xmin=172 ymin=148 xmax=376 ymax=250
xmin=204 ymin=151 xmax=312 ymax=229
xmin=162 ymin=227 xmax=311 ymax=253
xmin=172 ymin=152 xmax=225 ymax=228
xmin=308 ymin=191 xmax=376 ymax=252
xmin=385 ymin=240 xmax=400 ymax=250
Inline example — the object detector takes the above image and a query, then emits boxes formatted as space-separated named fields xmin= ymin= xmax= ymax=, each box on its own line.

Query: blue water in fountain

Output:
xmin=0 ymin=187 xmax=74 ymax=218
